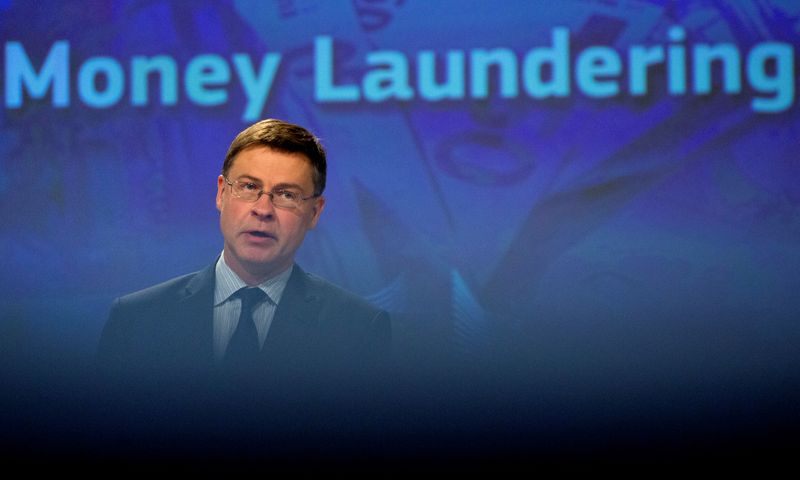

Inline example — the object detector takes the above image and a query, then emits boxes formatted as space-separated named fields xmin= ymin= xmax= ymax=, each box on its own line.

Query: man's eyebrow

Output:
xmin=234 ymin=176 xmax=307 ymax=192
xmin=235 ymin=174 xmax=262 ymax=183
xmin=271 ymin=182 xmax=305 ymax=191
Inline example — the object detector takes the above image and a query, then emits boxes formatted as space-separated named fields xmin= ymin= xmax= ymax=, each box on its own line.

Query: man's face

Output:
xmin=216 ymin=146 xmax=324 ymax=284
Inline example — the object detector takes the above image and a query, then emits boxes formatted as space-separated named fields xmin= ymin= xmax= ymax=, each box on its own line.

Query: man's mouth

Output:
xmin=246 ymin=230 xmax=275 ymax=239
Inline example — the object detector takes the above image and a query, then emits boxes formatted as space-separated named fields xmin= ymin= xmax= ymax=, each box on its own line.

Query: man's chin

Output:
xmin=227 ymin=246 xmax=281 ymax=270
xmin=236 ymin=243 xmax=278 ymax=262
xmin=241 ymin=255 xmax=291 ymax=276
xmin=240 ymin=255 xmax=280 ymax=269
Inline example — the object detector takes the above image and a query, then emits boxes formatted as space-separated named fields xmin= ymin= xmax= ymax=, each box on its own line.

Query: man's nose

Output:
xmin=251 ymin=192 xmax=275 ymax=218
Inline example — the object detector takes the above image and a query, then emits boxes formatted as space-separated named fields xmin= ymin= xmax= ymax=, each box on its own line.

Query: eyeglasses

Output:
xmin=223 ymin=176 xmax=319 ymax=209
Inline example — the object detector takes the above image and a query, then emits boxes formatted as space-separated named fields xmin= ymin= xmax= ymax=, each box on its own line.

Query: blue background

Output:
xmin=1 ymin=0 xmax=799 ymax=464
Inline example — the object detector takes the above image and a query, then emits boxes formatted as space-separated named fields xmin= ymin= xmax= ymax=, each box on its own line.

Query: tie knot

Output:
xmin=238 ymin=287 xmax=268 ymax=311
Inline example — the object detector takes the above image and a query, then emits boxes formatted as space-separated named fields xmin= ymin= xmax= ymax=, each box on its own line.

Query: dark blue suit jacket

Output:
xmin=93 ymin=262 xmax=394 ymax=458
xmin=97 ymin=262 xmax=392 ymax=387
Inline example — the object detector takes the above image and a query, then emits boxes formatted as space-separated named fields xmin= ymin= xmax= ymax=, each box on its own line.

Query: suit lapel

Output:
xmin=262 ymin=265 xmax=324 ymax=360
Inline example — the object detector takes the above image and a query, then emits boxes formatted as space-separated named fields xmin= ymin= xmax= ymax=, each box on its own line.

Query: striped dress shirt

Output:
xmin=212 ymin=253 xmax=292 ymax=361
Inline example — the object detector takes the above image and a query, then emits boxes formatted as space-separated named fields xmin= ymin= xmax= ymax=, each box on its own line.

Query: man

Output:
xmin=97 ymin=119 xmax=391 ymax=388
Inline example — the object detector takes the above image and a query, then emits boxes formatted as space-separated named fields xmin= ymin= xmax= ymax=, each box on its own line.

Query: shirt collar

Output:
xmin=214 ymin=252 xmax=294 ymax=307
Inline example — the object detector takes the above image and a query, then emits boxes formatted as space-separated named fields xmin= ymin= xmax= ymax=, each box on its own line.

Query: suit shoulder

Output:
xmin=114 ymin=271 xmax=201 ymax=308
xmin=99 ymin=266 xmax=213 ymax=362
xmin=302 ymin=271 xmax=385 ymax=317
xmin=120 ymin=272 xmax=197 ymax=303
xmin=296 ymin=270 xmax=392 ymax=362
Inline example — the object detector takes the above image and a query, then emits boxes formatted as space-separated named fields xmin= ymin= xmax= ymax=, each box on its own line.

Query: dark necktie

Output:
xmin=224 ymin=287 xmax=268 ymax=367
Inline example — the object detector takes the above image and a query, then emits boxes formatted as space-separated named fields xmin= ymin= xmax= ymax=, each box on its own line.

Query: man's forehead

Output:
xmin=234 ymin=144 xmax=311 ymax=163
xmin=230 ymin=147 xmax=314 ymax=181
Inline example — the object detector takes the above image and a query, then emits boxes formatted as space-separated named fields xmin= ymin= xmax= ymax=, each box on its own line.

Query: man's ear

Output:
xmin=216 ymin=175 xmax=225 ymax=212
xmin=308 ymin=195 xmax=325 ymax=228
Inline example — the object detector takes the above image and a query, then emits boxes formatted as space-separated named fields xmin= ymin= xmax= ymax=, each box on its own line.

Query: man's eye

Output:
xmin=241 ymin=182 xmax=260 ymax=191
xmin=275 ymin=189 xmax=299 ymax=200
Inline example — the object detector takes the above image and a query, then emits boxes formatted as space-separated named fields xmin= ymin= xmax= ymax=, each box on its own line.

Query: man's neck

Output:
xmin=222 ymin=251 xmax=291 ymax=286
